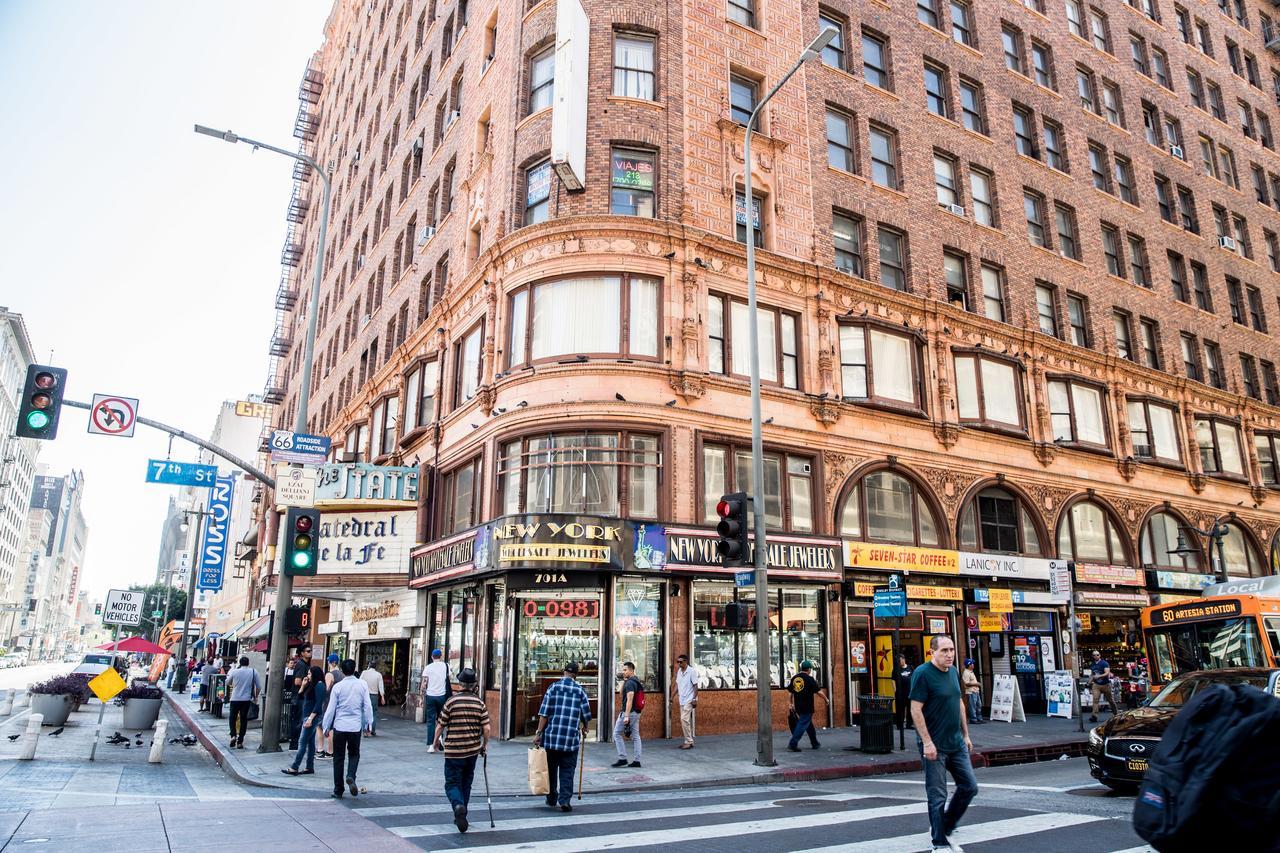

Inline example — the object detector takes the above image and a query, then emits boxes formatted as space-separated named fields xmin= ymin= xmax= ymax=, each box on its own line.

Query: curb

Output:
xmin=162 ymin=691 xmax=287 ymax=790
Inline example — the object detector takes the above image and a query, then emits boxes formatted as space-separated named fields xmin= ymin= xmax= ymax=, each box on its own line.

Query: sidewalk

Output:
xmin=168 ymin=691 xmax=1089 ymax=798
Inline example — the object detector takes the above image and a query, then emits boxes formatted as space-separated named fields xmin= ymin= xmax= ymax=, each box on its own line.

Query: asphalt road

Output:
xmin=344 ymin=757 xmax=1151 ymax=852
xmin=0 ymin=662 xmax=72 ymax=691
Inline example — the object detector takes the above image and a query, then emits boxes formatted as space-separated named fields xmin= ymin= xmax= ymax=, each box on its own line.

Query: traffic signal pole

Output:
xmin=170 ymin=504 xmax=207 ymax=694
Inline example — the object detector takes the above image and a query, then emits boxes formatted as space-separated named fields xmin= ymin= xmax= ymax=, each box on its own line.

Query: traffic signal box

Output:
xmin=283 ymin=507 xmax=321 ymax=576
xmin=15 ymin=364 xmax=67 ymax=440
xmin=715 ymin=492 xmax=752 ymax=567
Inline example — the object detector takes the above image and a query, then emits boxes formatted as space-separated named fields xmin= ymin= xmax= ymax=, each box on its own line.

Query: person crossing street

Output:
xmin=910 ymin=635 xmax=978 ymax=852
xmin=322 ymin=658 xmax=373 ymax=799
xmin=433 ymin=668 xmax=490 ymax=833
xmin=533 ymin=662 xmax=592 ymax=812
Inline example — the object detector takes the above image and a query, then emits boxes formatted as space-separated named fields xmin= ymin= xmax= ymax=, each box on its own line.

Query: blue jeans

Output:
xmin=918 ymin=740 xmax=979 ymax=847
xmin=545 ymin=748 xmax=578 ymax=806
xmin=966 ymin=692 xmax=982 ymax=722
xmin=613 ymin=712 xmax=642 ymax=760
xmin=444 ymin=755 xmax=478 ymax=809
xmin=788 ymin=711 xmax=819 ymax=749
xmin=291 ymin=721 xmax=317 ymax=771
xmin=425 ymin=695 xmax=446 ymax=745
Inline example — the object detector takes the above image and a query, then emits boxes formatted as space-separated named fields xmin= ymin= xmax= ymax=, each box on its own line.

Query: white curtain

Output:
xmin=629 ymin=277 xmax=659 ymax=356
xmin=731 ymin=301 xmax=777 ymax=382
xmin=871 ymin=329 xmax=913 ymax=402
xmin=1216 ymin=421 xmax=1244 ymax=474
xmin=1071 ymin=384 xmax=1105 ymax=444
xmin=532 ymin=276 xmax=621 ymax=359
xmin=1148 ymin=403 xmax=1179 ymax=460
xmin=954 ymin=356 xmax=979 ymax=419
xmin=981 ymin=359 xmax=1019 ymax=425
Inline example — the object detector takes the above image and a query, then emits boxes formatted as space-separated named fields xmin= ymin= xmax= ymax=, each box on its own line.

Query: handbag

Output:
xmin=248 ymin=702 xmax=260 ymax=721
xmin=787 ymin=707 xmax=799 ymax=732
xmin=528 ymin=746 xmax=550 ymax=795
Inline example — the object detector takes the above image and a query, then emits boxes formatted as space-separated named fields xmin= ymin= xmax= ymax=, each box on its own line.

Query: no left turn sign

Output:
xmin=88 ymin=393 xmax=139 ymax=437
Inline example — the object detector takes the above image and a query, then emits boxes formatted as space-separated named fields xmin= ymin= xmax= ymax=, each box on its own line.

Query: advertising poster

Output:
xmin=990 ymin=674 xmax=1026 ymax=723
xmin=850 ymin=640 xmax=868 ymax=674
xmin=1012 ymin=635 xmax=1040 ymax=673
xmin=1046 ymin=671 xmax=1075 ymax=719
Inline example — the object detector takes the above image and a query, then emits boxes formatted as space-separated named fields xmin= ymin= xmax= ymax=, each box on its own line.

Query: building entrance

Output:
xmin=511 ymin=592 xmax=603 ymax=738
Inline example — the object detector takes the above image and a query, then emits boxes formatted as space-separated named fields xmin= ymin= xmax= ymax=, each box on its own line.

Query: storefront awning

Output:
xmin=192 ymin=637 xmax=207 ymax=651
xmin=242 ymin=614 xmax=273 ymax=639
xmin=218 ymin=617 xmax=250 ymax=642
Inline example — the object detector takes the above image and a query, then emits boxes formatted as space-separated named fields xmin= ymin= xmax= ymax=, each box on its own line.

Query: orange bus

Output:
xmin=1141 ymin=575 xmax=1280 ymax=688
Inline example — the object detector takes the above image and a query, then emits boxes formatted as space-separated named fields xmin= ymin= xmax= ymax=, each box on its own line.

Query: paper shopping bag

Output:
xmin=528 ymin=746 xmax=550 ymax=795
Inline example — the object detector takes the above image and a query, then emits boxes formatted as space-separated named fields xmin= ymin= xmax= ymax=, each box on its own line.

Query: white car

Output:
xmin=71 ymin=653 xmax=129 ymax=680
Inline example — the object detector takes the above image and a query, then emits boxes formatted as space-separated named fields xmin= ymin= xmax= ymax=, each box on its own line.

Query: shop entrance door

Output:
xmin=511 ymin=592 xmax=603 ymax=739
xmin=357 ymin=638 xmax=410 ymax=709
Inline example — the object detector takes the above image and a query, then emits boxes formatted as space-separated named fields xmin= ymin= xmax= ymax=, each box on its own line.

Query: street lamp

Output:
xmin=195 ymin=123 xmax=332 ymax=752
xmin=741 ymin=27 xmax=837 ymax=769
xmin=171 ymin=505 xmax=213 ymax=693
xmin=1170 ymin=516 xmax=1233 ymax=583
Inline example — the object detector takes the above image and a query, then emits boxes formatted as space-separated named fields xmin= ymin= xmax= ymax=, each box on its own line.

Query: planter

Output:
xmin=29 ymin=693 xmax=73 ymax=727
xmin=122 ymin=697 xmax=162 ymax=730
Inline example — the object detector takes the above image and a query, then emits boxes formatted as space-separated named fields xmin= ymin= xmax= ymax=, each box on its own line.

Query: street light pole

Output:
xmin=742 ymin=28 xmax=837 ymax=769
xmin=195 ymin=124 xmax=332 ymax=752
xmin=170 ymin=505 xmax=208 ymax=694
xmin=1170 ymin=516 xmax=1234 ymax=583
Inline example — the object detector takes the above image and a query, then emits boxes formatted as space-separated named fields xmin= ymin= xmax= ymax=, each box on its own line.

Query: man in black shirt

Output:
xmin=611 ymin=661 xmax=643 ymax=768
xmin=288 ymin=645 xmax=313 ymax=750
xmin=787 ymin=660 xmax=826 ymax=752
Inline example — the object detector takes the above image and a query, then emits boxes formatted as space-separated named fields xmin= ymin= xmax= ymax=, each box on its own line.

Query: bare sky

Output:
xmin=0 ymin=2 xmax=331 ymax=600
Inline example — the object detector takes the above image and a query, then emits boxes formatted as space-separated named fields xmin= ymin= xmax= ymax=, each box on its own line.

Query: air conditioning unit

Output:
xmin=1219 ymin=234 xmax=1239 ymax=250
xmin=416 ymin=225 xmax=436 ymax=247
xmin=353 ymin=147 xmax=362 ymax=162
xmin=1169 ymin=144 xmax=1184 ymax=159
xmin=942 ymin=203 xmax=965 ymax=217
xmin=412 ymin=135 xmax=423 ymax=156
xmin=360 ymin=313 xmax=371 ymax=327
xmin=356 ymin=254 xmax=366 ymax=269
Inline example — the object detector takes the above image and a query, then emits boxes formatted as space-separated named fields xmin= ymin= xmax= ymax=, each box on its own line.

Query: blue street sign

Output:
xmin=734 ymin=570 xmax=755 ymax=588
xmin=874 ymin=573 xmax=907 ymax=619
xmin=270 ymin=429 xmax=331 ymax=465
xmin=145 ymin=459 xmax=218 ymax=487
xmin=197 ymin=475 xmax=235 ymax=592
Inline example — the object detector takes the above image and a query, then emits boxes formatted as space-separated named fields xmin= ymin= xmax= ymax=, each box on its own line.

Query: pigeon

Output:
xmin=135 ymin=739 xmax=143 ymax=746
xmin=6 ymin=734 xmax=19 ymax=742
xmin=665 ymin=399 xmax=677 ymax=407
xmin=48 ymin=727 xmax=64 ymax=737
xmin=575 ymin=354 xmax=588 ymax=362
xmin=663 ymin=250 xmax=677 ymax=259
xmin=615 ymin=392 xmax=626 ymax=402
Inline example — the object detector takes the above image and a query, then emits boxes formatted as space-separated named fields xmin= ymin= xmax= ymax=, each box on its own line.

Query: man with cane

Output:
xmin=434 ymin=668 xmax=490 ymax=833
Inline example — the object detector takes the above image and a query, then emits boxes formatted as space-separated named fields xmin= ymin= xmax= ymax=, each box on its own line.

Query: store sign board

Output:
xmin=410 ymin=528 xmax=482 ymax=588
xmin=958 ymin=553 xmax=1054 ymax=581
xmin=493 ymin=515 xmax=631 ymax=571
xmin=314 ymin=510 xmax=416 ymax=574
xmin=1152 ymin=570 xmax=1218 ymax=592
xmin=666 ymin=526 xmax=841 ymax=580
xmin=346 ymin=589 xmax=419 ymax=642
xmin=973 ymin=588 xmax=1062 ymax=606
xmin=315 ymin=463 xmax=419 ymax=504
xmin=1073 ymin=562 xmax=1144 ymax=587
xmin=844 ymin=542 xmax=959 ymax=574
xmin=988 ymin=588 xmax=1014 ymax=614
xmin=852 ymin=581 xmax=963 ymax=601
xmin=976 ymin=610 xmax=1010 ymax=633
xmin=990 ymin=674 xmax=1026 ymax=723
xmin=1074 ymin=590 xmax=1150 ymax=607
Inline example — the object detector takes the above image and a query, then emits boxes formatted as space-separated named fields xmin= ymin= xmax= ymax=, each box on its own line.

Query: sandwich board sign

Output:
xmin=103 ymin=589 xmax=144 ymax=626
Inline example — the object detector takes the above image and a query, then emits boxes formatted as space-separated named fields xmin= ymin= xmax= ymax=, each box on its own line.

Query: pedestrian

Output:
xmin=423 ymin=649 xmax=449 ymax=753
xmin=673 ymin=654 xmax=699 ymax=749
xmin=894 ymin=653 xmax=916 ymax=731
xmin=164 ymin=656 xmax=176 ymax=688
xmin=909 ymin=635 xmax=978 ymax=853
xmin=962 ymin=659 xmax=984 ymax=724
xmin=224 ymin=656 xmax=261 ymax=749
xmin=321 ymin=658 xmax=372 ymax=799
xmin=786 ymin=660 xmax=826 ymax=752
xmin=533 ymin=662 xmax=592 ymax=813
xmin=611 ymin=661 xmax=644 ymax=768
xmin=321 ymin=652 xmax=344 ymax=758
xmin=1088 ymin=650 xmax=1115 ymax=723
xmin=198 ymin=658 xmax=219 ymax=712
xmin=360 ymin=661 xmax=386 ymax=736
xmin=288 ymin=645 xmax=313 ymax=750
xmin=283 ymin=665 xmax=327 ymax=776
xmin=434 ymin=667 xmax=490 ymax=833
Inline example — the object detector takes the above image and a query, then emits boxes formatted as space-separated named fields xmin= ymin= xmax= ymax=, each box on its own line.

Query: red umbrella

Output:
xmin=95 ymin=636 xmax=171 ymax=656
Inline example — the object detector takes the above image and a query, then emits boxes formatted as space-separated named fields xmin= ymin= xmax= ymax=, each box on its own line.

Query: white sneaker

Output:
xmin=427 ymin=745 xmax=436 ymax=753
xmin=947 ymin=839 xmax=965 ymax=853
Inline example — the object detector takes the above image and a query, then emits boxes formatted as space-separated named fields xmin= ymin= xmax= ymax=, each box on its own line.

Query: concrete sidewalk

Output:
xmin=168 ymin=691 xmax=1090 ymax=799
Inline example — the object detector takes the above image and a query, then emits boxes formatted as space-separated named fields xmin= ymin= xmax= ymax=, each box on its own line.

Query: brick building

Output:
xmin=254 ymin=0 xmax=1280 ymax=739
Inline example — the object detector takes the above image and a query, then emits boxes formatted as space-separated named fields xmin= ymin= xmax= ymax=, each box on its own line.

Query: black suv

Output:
xmin=1086 ymin=667 xmax=1280 ymax=792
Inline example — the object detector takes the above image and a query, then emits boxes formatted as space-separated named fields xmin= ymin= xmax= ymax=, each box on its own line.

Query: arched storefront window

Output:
xmin=1219 ymin=522 xmax=1265 ymax=577
xmin=839 ymin=470 xmax=941 ymax=545
xmin=1140 ymin=512 xmax=1200 ymax=570
xmin=957 ymin=486 xmax=1043 ymax=554
xmin=1057 ymin=500 xmax=1130 ymax=565
xmin=1271 ymin=532 xmax=1280 ymax=575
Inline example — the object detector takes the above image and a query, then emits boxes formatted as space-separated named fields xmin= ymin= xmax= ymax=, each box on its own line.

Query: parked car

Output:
xmin=1 ymin=653 xmax=25 ymax=669
xmin=70 ymin=653 xmax=129 ymax=681
xmin=1087 ymin=667 xmax=1280 ymax=792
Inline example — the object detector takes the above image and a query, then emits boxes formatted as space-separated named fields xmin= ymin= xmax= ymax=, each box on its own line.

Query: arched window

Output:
xmin=1140 ymin=512 xmax=1200 ymax=570
xmin=1219 ymin=523 xmax=1265 ymax=577
xmin=957 ymin=487 xmax=1043 ymax=554
xmin=1271 ymin=532 xmax=1280 ymax=575
xmin=1057 ymin=500 xmax=1130 ymax=565
xmin=839 ymin=470 xmax=941 ymax=546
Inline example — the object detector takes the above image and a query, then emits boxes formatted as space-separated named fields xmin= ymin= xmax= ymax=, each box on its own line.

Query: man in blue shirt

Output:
xmin=1088 ymin=650 xmax=1115 ymax=723
xmin=322 ymin=658 xmax=373 ymax=799
xmin=533 ymin=662 xmax=592 ymax=812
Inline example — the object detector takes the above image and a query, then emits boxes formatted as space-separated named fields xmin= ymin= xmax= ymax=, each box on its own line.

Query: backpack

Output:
xmin=1133 ymin=683 xmax=1280 ymax=852
xmin=631 ymin=679 xmax=646 ymax=713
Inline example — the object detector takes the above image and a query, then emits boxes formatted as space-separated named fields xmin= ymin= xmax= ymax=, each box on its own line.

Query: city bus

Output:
xmin=1141 ymin=575 xmax=1280 ymax=688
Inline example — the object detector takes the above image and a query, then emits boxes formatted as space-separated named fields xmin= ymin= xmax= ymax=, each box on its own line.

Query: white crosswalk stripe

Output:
xmin=792 ymin=811 xmax=1108 ymax=852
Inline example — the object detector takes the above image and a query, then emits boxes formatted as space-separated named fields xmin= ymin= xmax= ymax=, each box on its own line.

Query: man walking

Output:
xmin=288 ymin=645 xmax=313 ymax=750
xmin=1088 ymin=650 xmax=1115 ymax=723
xmin=322 ymin=659 xmax=373 ymax=799
xmin=434 ymin=668 xmax=490 ymax=833
xmin=224 ymin=656 xmax=261 ymax=749
xmin=673 ymin=654 xmax=698 ymax=749
xmin=360 ymin=661 xmax=386 ymax=736
xmin=423 ymin=649 xmax=449 ymax=753
xmin=533 ymin=661 xmax=592 ymax=812
xmin=910 ymin=635 xmax=978 ymax=853
xmin=787 ymin=660 xmax=825 ymax=752
xmin=611 ymin=661 xmax=643 ymax=768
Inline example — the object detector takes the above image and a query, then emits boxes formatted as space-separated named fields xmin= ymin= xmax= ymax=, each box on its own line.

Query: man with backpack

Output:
xmin=611 ymin=661 xmax=644 ymax=768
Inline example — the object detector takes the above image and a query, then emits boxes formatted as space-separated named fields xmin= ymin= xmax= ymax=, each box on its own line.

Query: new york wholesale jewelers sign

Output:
xmin=197 ymin=475 xmax=235 ymax=592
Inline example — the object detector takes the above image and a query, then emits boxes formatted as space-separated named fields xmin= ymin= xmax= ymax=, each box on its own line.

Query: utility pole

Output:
xmin=170 ymin=505 xmax=208 ymax=694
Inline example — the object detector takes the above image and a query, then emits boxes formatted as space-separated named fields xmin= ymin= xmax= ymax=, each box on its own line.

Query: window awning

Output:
xmin=243 ymin=614 xmax=273 ymax=639
xmin=220 ymin=617 xmax=254 ymax=643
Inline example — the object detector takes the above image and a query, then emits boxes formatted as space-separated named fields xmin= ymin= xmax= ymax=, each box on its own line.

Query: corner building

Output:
xmin=265 ymin=0 xmax=1280 ymax=739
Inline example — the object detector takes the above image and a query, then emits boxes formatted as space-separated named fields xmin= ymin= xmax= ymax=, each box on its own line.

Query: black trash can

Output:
xmin=278 ymin=698 xmax=295 ymax=743
xmin=859 ymin=695 xmax=895 ymax=754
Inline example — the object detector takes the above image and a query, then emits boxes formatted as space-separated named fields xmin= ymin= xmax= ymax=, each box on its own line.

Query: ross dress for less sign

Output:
xmin=103 ymin=589 xmax=144 ymax=626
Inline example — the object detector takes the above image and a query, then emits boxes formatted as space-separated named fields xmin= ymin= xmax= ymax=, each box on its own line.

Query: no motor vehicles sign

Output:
xmin=103 ymin=589 xmax=144 ymax=626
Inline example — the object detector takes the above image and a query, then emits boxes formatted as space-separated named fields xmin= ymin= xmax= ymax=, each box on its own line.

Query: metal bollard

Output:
xmin=14 ymin=691 xmax=28 ymax=710
xmin=149 ymin=719 xmax=167 ymax=764
xmin=0 ymin=690 xmax=12 ymax=716
xmin=18 ymin=713 xmax=43 ymax=760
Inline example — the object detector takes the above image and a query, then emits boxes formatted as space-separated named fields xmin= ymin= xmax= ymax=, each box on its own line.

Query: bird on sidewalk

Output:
xmin=135 ymin=738 xmax=143 ymax=746
xmin=6 ymin=734 xmax=19 ymax=742
xmin=48 ymin=727 xmax=64 ymax=737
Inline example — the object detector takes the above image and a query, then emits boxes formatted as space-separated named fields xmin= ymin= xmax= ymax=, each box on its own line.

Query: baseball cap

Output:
xmin=563 ymin=661 xmax=581 ymax=674
xmin=964 ymin=658 xmax=975 ymax=667
xmin=458 ymin=668 xmax=478 ymax=684
xmin=800 ymin=659 xmax=814 ymax=671
xmin=327 ymin=653 xmax=339 ymax=663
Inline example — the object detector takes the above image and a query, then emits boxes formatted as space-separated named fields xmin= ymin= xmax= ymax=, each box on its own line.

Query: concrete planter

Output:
xmin=122 ymin=697 xmax=162 ymax=730
xmin=29 ymin=693 xmax=73 ymax=727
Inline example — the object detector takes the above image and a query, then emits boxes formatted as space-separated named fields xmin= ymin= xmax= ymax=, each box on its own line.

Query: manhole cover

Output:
xmin=773 ymin=798 xmax=838 ymax=808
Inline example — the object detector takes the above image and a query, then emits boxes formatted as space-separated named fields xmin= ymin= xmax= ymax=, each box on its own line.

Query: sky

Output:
xmin=0 ymin=2 xmax=332 ymax=601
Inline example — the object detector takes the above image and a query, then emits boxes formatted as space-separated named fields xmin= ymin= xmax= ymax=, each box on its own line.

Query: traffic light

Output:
xmin=283 ymin=507 xmax=321 ymax=576
xmin=15 ymin=364 xmax=67 ymax=440
xmin=715 ymin=492 xmax=752 ymax=567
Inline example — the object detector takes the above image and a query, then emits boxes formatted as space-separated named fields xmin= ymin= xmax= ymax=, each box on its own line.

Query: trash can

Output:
xmin=278 ymin=698 xmax=295 ymax=743
xmin=859 ymin=695 xmax=895 ymax=754
xmin=209 ymin=673 xmax=227 ymax=718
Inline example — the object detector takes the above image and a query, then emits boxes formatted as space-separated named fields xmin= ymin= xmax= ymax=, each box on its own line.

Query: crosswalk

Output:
xmin=350 ymin=783 xmax=1152 ymax=852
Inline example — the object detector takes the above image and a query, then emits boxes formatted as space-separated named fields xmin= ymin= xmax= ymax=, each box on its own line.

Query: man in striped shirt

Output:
xmin=435 ymin=667 xmax=490 ymax=833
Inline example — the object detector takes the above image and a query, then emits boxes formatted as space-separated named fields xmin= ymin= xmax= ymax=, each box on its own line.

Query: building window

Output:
xmin=838 ymin=324 xmax=921 ymax=407
xmin=832 ymin=211 xmax=864 ymax=276
xmin=1002 ymin=25 xmax=1026 ymax=75
xmin=343 ymin=423 xmax=369 ymax=463
xmin=735 ymin=191 xmax=764 ymax=248
xmin=1130 ymin=33 xmax=1149 ymax=76
xmin=1241 ymin=354 xmax=1261 ymax=400
xmin=1089 ymin=7 xmax=1111 ymax=52
xmin=1056 ymin=204 xmax=1079 ymax=260
xmin=1177 ymin=186 xmax=1199 ymax=232
xmin=869 ymin=125 xmax=898 ymax=189
xmin=1043 ymin=120 xmax=1067 ymax=171
xmin=439 ymin=457 xmax=481 ymax=535
xmin=509 ymin=274 xmax=659 ymax=366
xmin=1203 ymin=340 xmax=1225 ymax=389
xmin=923 ymin=62 xmax=950 ymax=119
xmin=524 ymin=160 xmax=552 ymax=225
xmin=1180 ymin=333 xmax=1202 ymax=381
xmin=1078 ymin=67 xmax=1097 ymax=113
xmin=1113 ymin=311 xmax=1133 ymax=360
xmin=1227 ymin=277 xmax=1246 ymax=325
xmin=1115 ymin=155 xmax=1137 ymax=204
xmin=1048 ymin=378 xmax=1108 ymax=447
xmin=1168 ymin=251 xmax=1189 ymax=303
xmin=950 ymin=0 xmax=974 ymax=45
xmin=403 ymin=359 xmax=439 ymax=433
xmin=610 ymin=148 xmax=656 ymax=217
xmin=981 ymin=264 xmax=1005 ymax=322
xmin=944 ymin=251 xmax=968 ymax=308
xmin=819 ymin=12 xmax=846 ymax=69
xmin=1031 ymin=40 xmax=1054 ymax=88
xmin=703 ymin=443 xmax=813 ymax=531
xmin=827 ymin=109 xmax=855 ymax=173
xmin=707 ymin=294 xmax=799 ymax=389
xmin=1194 ymin=417 xmax=1245 ymax=476
xmin=1255 ymin=432 xmax=1280 ymax=485
xmin=729 ymin=74 xmax=758 ymax=129
xmin=877 ymin=226 xmax=907 ymax=291
xmin=528 ymin=47 xmax=555 ymax=114
xmin=451 ymin=322 xmax=484 ymax=409
xmin=1066 ymin=0 xmax=1084 ymax=37
xmin=1154 ymin=173 xmax=1174 ymax=222
xmin=1101 ymin=79 xmax=1123 ymax=126
xmin=1128 ymin=399 xmax=1180 ymax=462
xmin=840 ymin=470 xmax=940 ymax=546
xmin=958 ymin=487 xmax=1043 ymax=554
xmin=371 ymin=395 xmax=400 ymax=458
xmin=1036 ymin=283 xmax=1059 ymax=337
xmin=1101 ymin=223 xmax=1123 ymax=277
xmin=918 ymin=0 xmax=940 ymax=28
xmin=1247 ymin=286 xmax=1267 ymax=332
xmin=1024 ymin=190 xmax=1047 ymax=247
xmin=1127 ymin=234 xmax=1150 ymax=286
xmin=613 ymin=33 xmax=656 ymax=100
xmin=934 ymin=153 xmax=958 ymax=207
xmin=862 ymin=30 xmax=890 ymax=89
xmin=728 ymin=0 xmax=755 ymax=28
xmin=1141 ymin=512 xmax=1200 ymax=570
xmin=497 ymin=430 xmax=661 ymax=518
xmin=970 ymin=168 xmax=995 ymax=226
xmin=1191 ymin=261 xmax=1212 ymax=311
xmin=1089 ymin=143 xmax=1111 ymax=191
xmin=1058 ymin=501 xmax=1128 ymax=565
xmin=955 ymin=352 xmax=1023 ymax=429
xmin=1140 ymin=318 xmax=1161 ymax=369
xmin=1263 ymin=360 xmax=1280 ymax=405
xmin=691 ymin=585 xmax=826 ymax=689
xmin=1067 ymin=293 xmax=1089 ymax=347
xmin=1221 ymin=524 xmax=1265 ymax=576
xmin=958 ymin=78 xmax=985 ymax=134
xmin=1013 ymin=104 xmax=1038 ymax=158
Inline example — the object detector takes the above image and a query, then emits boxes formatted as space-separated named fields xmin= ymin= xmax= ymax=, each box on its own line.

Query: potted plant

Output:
xmin=67 ymin=673 xmax=93 ymax=712
xmin=115 ymin=683 xmax=163 ymax=730
xmin=27 ymin=675 xmax=86 ymax=727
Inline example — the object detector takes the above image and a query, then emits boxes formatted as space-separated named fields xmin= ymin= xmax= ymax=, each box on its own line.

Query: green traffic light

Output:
xmin=292 ymin=551 xmax=312 ymax=569
xmin=25 ymin=410 xmax=50 ymax=431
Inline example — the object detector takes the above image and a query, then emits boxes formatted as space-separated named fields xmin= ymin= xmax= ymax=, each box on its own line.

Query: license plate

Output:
xmin=1127 ymin=759 xmax=1149 ymax=772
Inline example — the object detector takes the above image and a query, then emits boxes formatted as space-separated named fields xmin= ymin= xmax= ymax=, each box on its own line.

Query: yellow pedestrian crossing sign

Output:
xmin=88 ymin=668 xmax=127 ymax=703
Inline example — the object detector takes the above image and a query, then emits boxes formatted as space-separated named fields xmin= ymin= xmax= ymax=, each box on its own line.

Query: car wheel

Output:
xmin=1101 ymin=781 xmax=1139 ymax=794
